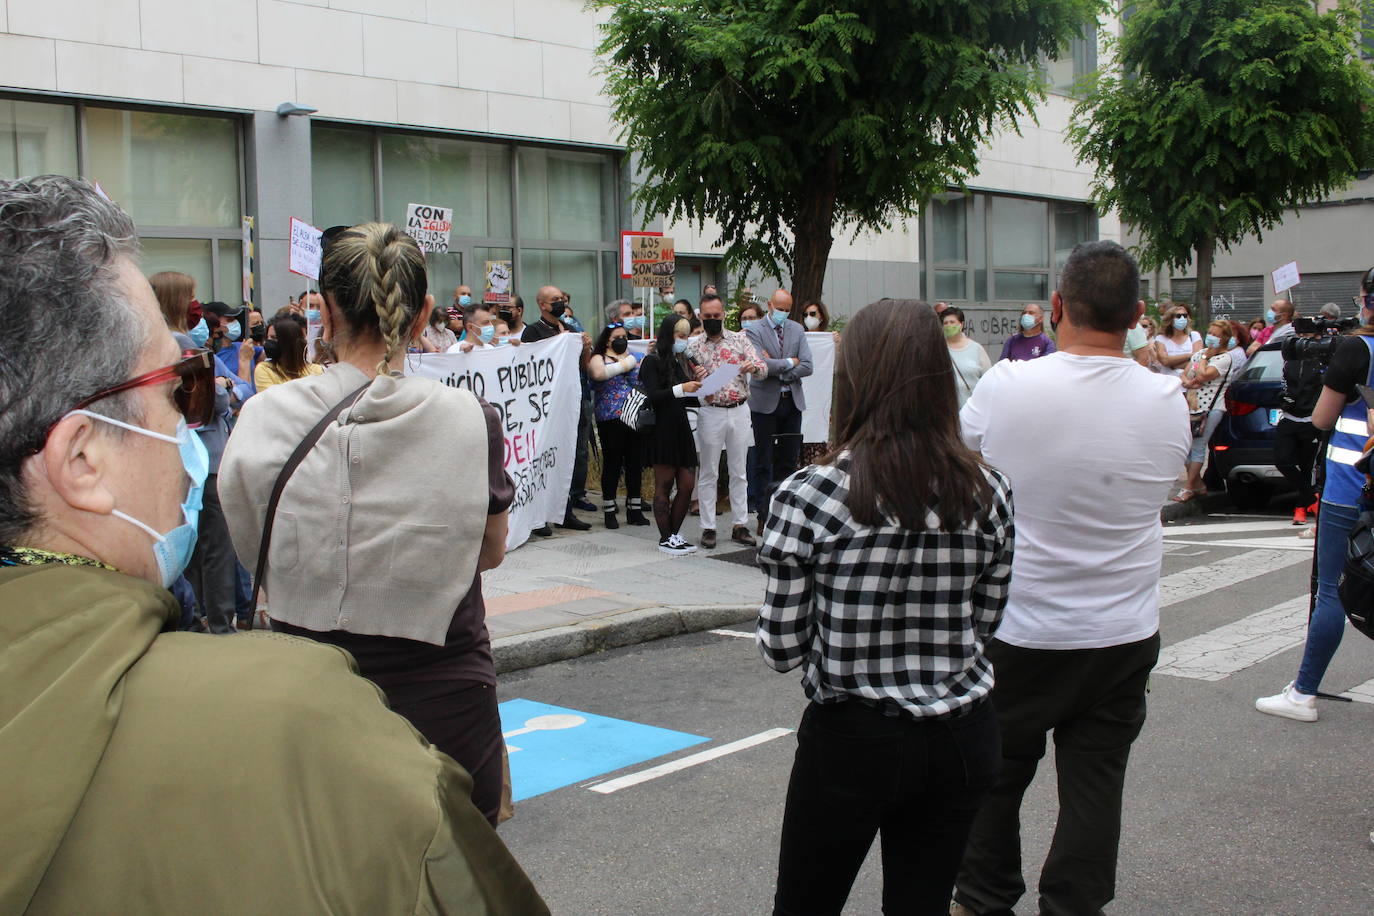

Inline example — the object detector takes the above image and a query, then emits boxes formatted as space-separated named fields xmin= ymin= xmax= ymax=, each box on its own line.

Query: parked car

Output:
xmin=1208 ymin=343 xmax=1296 ymax=509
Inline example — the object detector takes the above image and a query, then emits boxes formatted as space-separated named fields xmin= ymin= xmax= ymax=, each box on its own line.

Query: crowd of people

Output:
xmin=5 ymin=175 xmax=1371 ymax=912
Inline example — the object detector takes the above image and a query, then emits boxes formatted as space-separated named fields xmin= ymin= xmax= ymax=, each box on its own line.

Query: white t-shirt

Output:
xmin=960 ymin=352 xmax=1191 ymax=650
xmin=1154 ymin=331 xmax=1201 ymax=377
xmin=1187 ymin=349 xmax=1235 ymax=411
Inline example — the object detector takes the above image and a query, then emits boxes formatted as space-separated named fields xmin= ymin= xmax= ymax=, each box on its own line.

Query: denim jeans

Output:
xmin=773 ymin=699 xmax=1000 ymax=916
xmin=1294 ymin=500 xmax=1360 ymax=695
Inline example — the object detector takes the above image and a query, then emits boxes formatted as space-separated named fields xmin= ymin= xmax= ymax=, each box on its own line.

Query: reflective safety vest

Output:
xmin=1324 ymin=335 xmax=1374 ymax=507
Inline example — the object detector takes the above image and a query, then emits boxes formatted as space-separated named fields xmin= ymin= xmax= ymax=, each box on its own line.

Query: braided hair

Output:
xmin=319 ymin=223 xmax=428 ymax=376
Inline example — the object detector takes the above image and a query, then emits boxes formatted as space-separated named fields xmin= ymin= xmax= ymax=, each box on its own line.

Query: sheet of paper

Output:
xmin=697 ymin=362 xmax=742 ymax=398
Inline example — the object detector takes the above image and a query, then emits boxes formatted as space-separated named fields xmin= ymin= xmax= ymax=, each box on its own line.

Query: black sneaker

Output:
xmin=531 ymin=525 xmax=553 ymax=538
xmin=572 ymin=498 xmax=597 ymax=512
xmin=558 ymin=513 xmax=591 ymax=531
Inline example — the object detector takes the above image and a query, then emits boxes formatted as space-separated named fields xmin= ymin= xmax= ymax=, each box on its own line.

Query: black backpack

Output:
xmin=1338 ymin=510 xmax=1374 ymax=640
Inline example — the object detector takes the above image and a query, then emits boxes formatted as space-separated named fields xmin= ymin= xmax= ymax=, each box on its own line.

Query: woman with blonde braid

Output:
xmin=220 ymin=224 xmax=513 ymax=825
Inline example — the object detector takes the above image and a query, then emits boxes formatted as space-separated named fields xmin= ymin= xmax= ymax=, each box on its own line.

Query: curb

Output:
xmin=493 ymin=604 xmax=758 ymax=674
xmin=1160 ymin=490 xmax=1231 ymax=523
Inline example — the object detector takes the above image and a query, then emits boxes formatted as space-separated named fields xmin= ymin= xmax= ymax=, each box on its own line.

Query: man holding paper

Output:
xmin=685 ymin=294 xmax=768 ymax=549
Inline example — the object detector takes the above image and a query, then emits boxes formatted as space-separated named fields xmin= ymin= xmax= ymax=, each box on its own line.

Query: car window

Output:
xmin=1239 ymin=349 xmax=1284 ymax=381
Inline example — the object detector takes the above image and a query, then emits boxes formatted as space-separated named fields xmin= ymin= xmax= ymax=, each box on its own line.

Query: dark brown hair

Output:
xmin=802 ymin=300 xmax=831 ymax=331
xmin=827 ymin=299 xmax=992 ymax=531
xmin=268 ymin=314 xmax=310 ymax=380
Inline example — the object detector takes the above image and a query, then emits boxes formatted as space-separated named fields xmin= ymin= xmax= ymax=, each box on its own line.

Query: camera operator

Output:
xmin=1275 ymin=310 xmax=1343 ymax=525
xmin=1256 ymin=266 xmax=1374 ymax=722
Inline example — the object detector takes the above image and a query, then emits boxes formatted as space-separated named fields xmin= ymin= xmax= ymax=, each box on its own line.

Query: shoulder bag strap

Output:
xmin=1204 ymin=357 xmax=1233 ymax=413
xmin=250 ymin=380 xmax=371 ymax=611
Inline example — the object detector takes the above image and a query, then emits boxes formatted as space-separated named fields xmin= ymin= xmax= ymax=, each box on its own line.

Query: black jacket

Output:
xmin=1280 ymin=352 xmax=1325 ymax=418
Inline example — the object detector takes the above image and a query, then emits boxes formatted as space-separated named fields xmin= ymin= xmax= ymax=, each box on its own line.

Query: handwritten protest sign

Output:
xmin=288 ymin=217 xmax=323 ymax=280
xmin=621 ymin=230 xmax=662 ymax=277
xmin=405 ymin=203 xmax=454 ymax=254
xmin=405 ymin=334 xmax=582 ymax=549
xmin=630 ymin=235 xmax=675 ymax=289
xmin=485 ymin=259 xmax=513 ymax=305
xmin=1272 ymin=260 xmax=1300 ymax=294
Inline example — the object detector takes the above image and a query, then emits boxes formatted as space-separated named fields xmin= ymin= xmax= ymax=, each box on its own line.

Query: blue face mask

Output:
xmin=224 ymin=321 xmax=242 ymax=343
xmin=478 ymin=324 xmax=496 ymax=344
xmin=1205 ymin=334 xmax=1221 ymax=349
xmin=305 ymin=308 xmax=321 ymax=323
xmin=188 ymin=319 xmax=210 ymax=348
xmin=1173 ymin=316 xmax=1189 ymax=331
xmin=1265 ymin=309 xmax=1276 ymax=325
xmin=560 ymin=313 xmax=577 ymax=327
xmin=770 ymin=309 xmax=787 ymax=328
xmin=458 ymin=294 xmax=472 ymax=307
xmin=68 ymin=412 xmax=208 ymax=588
xmin=672 ymin=338 xmax=688 ymax=354
xmin=493 ymin=336 xmax=511 ymax=348
xmin=1020 ymin=313 xmax=1038 ymax=331
xmin=625 ymin=315 xmax=645 ymax=331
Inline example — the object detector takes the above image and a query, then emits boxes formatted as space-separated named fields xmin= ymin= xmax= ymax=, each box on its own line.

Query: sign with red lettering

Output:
xmin=405 ymin=202 xmax=454 ymax=254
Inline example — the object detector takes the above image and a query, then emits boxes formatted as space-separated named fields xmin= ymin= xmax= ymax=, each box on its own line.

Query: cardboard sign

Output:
xmin=288 ymin=217 xmax=323 ymax=280
xmin=621 ymin=230 xmax=663 ymax=277
xmin=630 ymin=235 xmax=675 ymax=289
xmin=485 ymin=259 xmax=513 ymax=305
xmin=1272 ymin=260 xmax=1300 ymax=294
xmin=405 ymin=202 xmax=454 ymax=254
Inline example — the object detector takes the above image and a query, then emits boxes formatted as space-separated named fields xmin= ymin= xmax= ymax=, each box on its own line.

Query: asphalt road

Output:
xmin=496 ymin=510 xmax=1374 ymax=915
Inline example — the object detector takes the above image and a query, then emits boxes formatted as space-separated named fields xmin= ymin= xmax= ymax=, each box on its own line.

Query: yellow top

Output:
xmin=254 ymin=360 xmax=324 ymax=392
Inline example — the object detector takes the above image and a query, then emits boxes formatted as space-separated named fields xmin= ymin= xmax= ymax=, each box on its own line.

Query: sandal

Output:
xmin=1171 ymin=488 xmax=1198 ymax=503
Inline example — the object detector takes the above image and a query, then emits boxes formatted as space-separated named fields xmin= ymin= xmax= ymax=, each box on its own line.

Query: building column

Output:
xmin=244 ymin=111 xmax=313 ymax=315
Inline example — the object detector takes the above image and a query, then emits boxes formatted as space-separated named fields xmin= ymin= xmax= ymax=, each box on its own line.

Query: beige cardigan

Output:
xmin=219 ymin=363 xmax=490 ymax=645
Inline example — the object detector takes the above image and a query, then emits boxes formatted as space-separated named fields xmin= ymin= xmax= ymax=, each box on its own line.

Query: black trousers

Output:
xmin=955 ymin=633 xmax=1159 ymax=916
xmin=773 ymin=699 xmax=1001 ymax=916
xmin=185 ymin=473 xmax=238 ymax=635
xmin=1273 ymin=418 xmax=1320 ymax=506
xmin=568 ymin=396 xmax=592 ymax=504
xmin=750 ymin=393 xmax=804 ymax=514
xmin=597 ymin=418 xmax=643 ymax=507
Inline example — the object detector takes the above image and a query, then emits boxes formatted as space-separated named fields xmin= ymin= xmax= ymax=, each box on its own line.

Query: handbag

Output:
xmin=1340 ymin=509 xmax=1374 ymax=640
xmin=250 ymin=380 xmax=372 ymax=611
xmin=619 ymin=386 xmax=656 ymax=431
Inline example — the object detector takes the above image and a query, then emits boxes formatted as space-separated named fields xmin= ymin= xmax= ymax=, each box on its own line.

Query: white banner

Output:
xmin=404 ymin=334 xmax=582 ymax=550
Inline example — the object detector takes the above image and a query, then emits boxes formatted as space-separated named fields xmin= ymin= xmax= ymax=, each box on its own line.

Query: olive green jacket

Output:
xmin=0 ymin=564 xmax=547 ymax=915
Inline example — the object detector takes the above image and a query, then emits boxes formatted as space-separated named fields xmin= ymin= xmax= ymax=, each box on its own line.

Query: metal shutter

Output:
xmin=1167 ymin=276 xmax=1264 ymax=318
xmin=1289 ymin=271 xmax=1364 ymax=313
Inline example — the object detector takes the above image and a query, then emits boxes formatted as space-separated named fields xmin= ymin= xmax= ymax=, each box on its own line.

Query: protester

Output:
xmin=1227 ymin=319 xmax=1254 ymax=374
xmin=746 ymin=290 xmax=814 ymax=533
xmin=147 ymin=271 xmax=241 ymax=635
xmin=0 ymin=176 xmax=545 ymax=913
xmin=499 ymin=295 xmax=529 ymax=338
xmin=797 ymin=301 xmax=840 ymax=467
xmin=944 ymin=306 xmax=993 ymax=407
xmin=998 ymin=303 xmax=1056 ymax=361
xmin=627 ymin=299 xmax=647 ymax=339
xmin=953 ymin=241 xmax=1189 ymax=916
xmin=220 ymin=223 xmax=515 ymax=826
xmin=1272 ymin=319 xmax=1324 ymax=524
xmin=456 ymin=302 xmax=497 ymax=352
xmin=685 ymin=294 xmax=768 ymax=549
xmin=1255 ymin=267 xmax=1374 ymax=722
xmin=639 ymin=315 xmax=703 ymax=555
xmin=454 ymin=283 xmax=474 ymax=307
xmin=205 ymin=301 xmax=261 ymax=395
xmin=738 ymin=301 xmax=765 ymax=329
xmin=254 ymin=315 xmax=323 ymax=392
xmin=604 ymin=297 xmax=634 ymax=327
xmin=758 ymin=298 xmax=1012 ymax=915
xmin=1248 ymin=315 xmax=1267 ymax=338
xmin=587 ymin=322 xmax=650 ymax=529
xmin=1174 ymin=320 xmax=1237 ymax=503
xmin=1248 ymin=298 xmax=1295 ymax=355
xmin=493 ymin=317 xmax=522 ymax=347
xmin=422 ymin=304 xmax=459 ymax=352
xmin=1154 ymin=303 xmax=1203 ymax=376
xmin=672 ymin=299 xmax=694 ymax=320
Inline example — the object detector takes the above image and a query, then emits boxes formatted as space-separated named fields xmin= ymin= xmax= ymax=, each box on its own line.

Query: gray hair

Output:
xmin=1319 ymin=301 xmax=1341 ymax=319
xmin=0 ymin=175 xmax=147 ymax=542
xmin=604 ymin=298 xmax=632 ymax=324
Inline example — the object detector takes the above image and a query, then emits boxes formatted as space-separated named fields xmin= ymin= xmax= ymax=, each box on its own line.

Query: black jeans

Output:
xmin=750 ymin=393 xmax=804 ymax=514
xmin=955 ymin=633 xmax=1160 ymax=916
xmin=596 ymin=418 xmax=643 ymax=508
xmin=1273 ymin=418 xmax=1320 ymax=506
xmin=773 ymin=699 xmax=1001 ymax=916
xmin=185 ymin=473 xmax=238 ymax=635
xmin=568 ymin=396 xmax=592 ymax=505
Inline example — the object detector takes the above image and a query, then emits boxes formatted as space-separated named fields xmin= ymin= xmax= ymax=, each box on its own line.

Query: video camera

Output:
xmin=1281 ymin=316 xmax=1359 ymax=364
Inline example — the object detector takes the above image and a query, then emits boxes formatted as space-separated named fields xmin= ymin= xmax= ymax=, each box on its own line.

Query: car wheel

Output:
xmin=1227 ymin=479 xmax=1272 ymax=510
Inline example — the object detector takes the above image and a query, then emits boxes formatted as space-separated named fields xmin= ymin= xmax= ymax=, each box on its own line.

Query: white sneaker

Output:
xmin=1255 ymin=681 xmax=1318 ymax=722
xmin=669 ymin=534 xmax=697 ymax=554
xmin=658 ymin=535 xmax=696 ymax=557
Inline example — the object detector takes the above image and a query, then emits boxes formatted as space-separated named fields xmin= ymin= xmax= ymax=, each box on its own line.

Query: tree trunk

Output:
xmin=1194 ymin=233 xmax=1215 ymax=330
xmin=787 ymin=149 xmax=839 ymax=315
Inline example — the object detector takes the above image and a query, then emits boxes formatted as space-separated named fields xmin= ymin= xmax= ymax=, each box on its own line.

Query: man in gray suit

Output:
xmin=746 ymin=289 xmax=814 ymax=525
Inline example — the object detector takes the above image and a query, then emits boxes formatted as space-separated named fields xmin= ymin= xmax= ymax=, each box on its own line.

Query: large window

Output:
xmin=991 ymin=196 xmax=1049 ymax=301
xmin=1043 ymin=25 xmax=1098 ymax=96
xmin=313 ymin=125 xmax=620 ymax=328
xmin=2 ymin=96 xmax=244 ymax=304
xmin=930 ymin=194 xmax=971 ymax=300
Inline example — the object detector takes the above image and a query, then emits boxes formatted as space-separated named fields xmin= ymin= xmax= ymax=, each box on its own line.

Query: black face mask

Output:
xmin=610 ymin=337 xmax=628 ymax=355
xmin=498 ymin=309 xmax=515 ymax=323
xmin=263 ymin=339 xmax=281 ymax=360
xmin=249 ymin=323 xmax=267 ymax=342
xmin=550 ymin=301 xmax=567 ymax=318
xmin=703 ymin=318 xmax=723 ymax=337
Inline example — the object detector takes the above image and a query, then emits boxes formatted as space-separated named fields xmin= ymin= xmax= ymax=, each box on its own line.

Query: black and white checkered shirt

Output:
xmin=756 ymin=460 xmax=1014 ymax=719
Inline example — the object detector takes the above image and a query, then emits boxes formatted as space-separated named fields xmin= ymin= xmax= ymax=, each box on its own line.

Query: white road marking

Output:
xmin=589 ymin=728 xmax=794 ymax=794
xmin=1340 ymin=678 xmax=1374 ymax=705
xmin=1159 ymin=537 xmax=1314 ymax=553
xmin=1164 ymin=519 xmax=1306 ymax=537
xmin=1159 ymin=549 xmax=1311 ymax=608
xmin=1207 ymin=513 xmax=1291 ymax=520
xmin=1155 ymin=596 xmax=1310 ymax=681
xmin=708 ymin=628 xmax=754 ymax=639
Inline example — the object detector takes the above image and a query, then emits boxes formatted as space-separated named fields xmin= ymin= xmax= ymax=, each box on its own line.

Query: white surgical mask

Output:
xmin=804 ymin=315 xmax=820 ymax=330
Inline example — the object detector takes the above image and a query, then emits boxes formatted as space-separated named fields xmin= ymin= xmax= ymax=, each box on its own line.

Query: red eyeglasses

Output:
xmin=69 ymin=350 xmax=217 ymax=428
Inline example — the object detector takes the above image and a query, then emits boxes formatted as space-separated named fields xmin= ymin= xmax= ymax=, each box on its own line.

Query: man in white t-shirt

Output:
xmin=953 ymin=241 xmax=1190 ymax=916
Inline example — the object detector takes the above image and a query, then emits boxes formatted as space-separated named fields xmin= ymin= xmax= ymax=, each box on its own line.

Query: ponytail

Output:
xmin=319 ymin=222 xmax=428 ymax=374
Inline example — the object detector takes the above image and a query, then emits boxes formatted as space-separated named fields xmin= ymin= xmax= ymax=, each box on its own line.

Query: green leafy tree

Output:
xmin=1071 ymin=0 xmax=1374 ymax=324
xmin=596 ymin=0 xmax=1102 ymax=310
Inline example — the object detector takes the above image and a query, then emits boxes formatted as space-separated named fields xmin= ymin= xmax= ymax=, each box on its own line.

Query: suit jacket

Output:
xmin=746 ymin=318 xmax=814 ymax=413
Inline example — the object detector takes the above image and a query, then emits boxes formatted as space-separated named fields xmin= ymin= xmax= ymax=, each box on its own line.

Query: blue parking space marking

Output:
xmin=498 ymin=699 xmax=708 ymax=801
